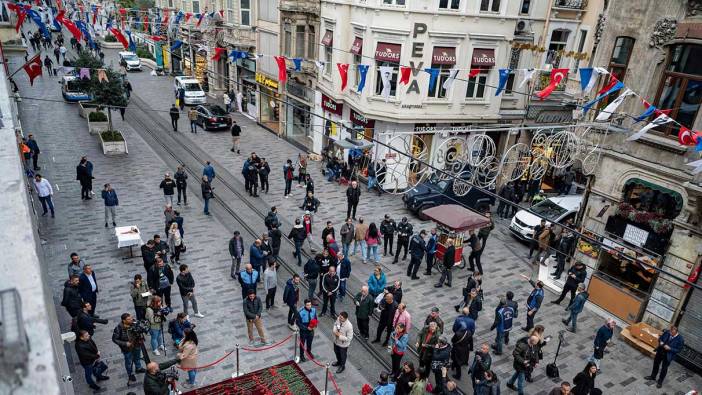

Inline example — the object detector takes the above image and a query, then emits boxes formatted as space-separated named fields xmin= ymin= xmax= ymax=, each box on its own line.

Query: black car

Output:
xmin=195 ymin=104 xmax=232 ymax=131
xmin=403 ymin=174 xmax=495 ymax=219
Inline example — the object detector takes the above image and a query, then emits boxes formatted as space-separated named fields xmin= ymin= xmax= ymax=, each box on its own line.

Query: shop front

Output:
xmin=320 ymin=93 xmax=343 ymax=151
xmin=236 ymin=58 xmax=257 ymax=119
xmin=256 ymin=72 xmax=280 ymax=134
xmin=285 ymin=92 xmax=312 ymax=150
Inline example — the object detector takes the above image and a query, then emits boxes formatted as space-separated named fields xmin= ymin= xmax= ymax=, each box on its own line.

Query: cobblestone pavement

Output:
xmin=12 ymin=49 xmax=370 ymax=394
xmin=100 ymin=45 xmax=702 ymax=394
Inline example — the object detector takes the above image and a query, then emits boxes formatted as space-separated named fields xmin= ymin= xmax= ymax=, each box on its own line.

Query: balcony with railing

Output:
xmin=220 ymin=26 xmax=257 ymax=48
xmin=280 ymin=0 xmax=321 ymax=14
xmin=534 ymin=70 xmax=567 ymax=93
xmin=553 ymin=0 xmax=587 ymax=10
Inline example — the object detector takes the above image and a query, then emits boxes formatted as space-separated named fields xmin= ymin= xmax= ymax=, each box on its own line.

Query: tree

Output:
xmin=72 ymin=52 xmax=127 ymax=131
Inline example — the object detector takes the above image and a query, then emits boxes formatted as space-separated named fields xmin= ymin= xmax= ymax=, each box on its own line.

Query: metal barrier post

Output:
xmin=293 ymin=329 xmax=299 ymax=362
xmin=323 ymin=362 xmax=330 ymax=395
xmin=235 ymin=344 xmax=241 ymax=377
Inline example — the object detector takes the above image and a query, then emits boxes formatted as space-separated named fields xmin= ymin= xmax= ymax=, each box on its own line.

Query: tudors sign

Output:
xmin=350 ymin=108 xmax=375 ymax=128
xmin=321 ymin=94 xmax=343 ymax=116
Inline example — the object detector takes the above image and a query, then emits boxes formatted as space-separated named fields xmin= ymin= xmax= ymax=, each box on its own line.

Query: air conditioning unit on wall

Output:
xmin=515 ymin=19 xmax=531 ymax=35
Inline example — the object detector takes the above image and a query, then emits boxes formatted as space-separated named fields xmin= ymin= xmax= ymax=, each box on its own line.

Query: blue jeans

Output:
xmin=566 ymin=311 xmax=579 ymax=331
xmin=494 ymin=330 xmax=505 ymax=354
xmin=39 ymin=195 xmax=55 ymax=215
xmin=342 ymin=243 xmax=351 ymax=257
xmin=367 ymin=245 xmax=379 ymax=263
xmin=203 ymin=197 xmax=210 ymax=214
xmin=150 ymin=328 xmax=164 ymax=351
xmin=338 ymin=279 xmax=347 ymax=302
xmin=508 ymin=370 xmax=525 ymax=394
xmin=190 ymin=120 xmax=197 ymax=133
xmin=123 ymin=348 xmax=143 ymax=376
xmin=294 ymin=240 xmax=303 ymax=266
xmin=187 ymin=369 xmax=196 ymax=384
xmin=82 ymin=364 xmax=97 ymax=386
xmin=307 ymin=278 xmax=317 ymax=301
xmin=368 ymin=176 xmax=377 ymax=190
xmin=352 ymin=240 xmax=367 ymax=260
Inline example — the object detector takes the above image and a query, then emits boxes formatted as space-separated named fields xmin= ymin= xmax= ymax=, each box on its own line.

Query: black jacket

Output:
xmin=77 ymin=310 xmax=108 ymax=335
xmin=174 ymin=171 xmax=188 ymax=187
xmin=143 ymin=359 xmax=179 ymax=395
xmin=61 ymin=281 xmax=83 ymax=317
xmin=147 ymin=264 xmax=174 ymax=291
xmin=378 ymin=299 xmax=398 ymax=325
xmin=396 ymin=221 xmax=413 ymax=238
xmin=565 ymin=264 xmax=587 ymax=289
xmin=159 ymin=178 xmax=175 ymax=195
xmin=201 ymin=181 xmax=213 ymax=199
xmin=321 ymin=227 xmax=336 ymax=245
xmin=304 ymin=258 xmax=320 ymax=280
xmin=243 ymin=296 xmax=263 ymax=319
xmin=385 ymin=285 xmax=403 ymax=304
xmin=572 ymin=371 xmax=596 ymax=395
xmin=112 ymin=323 xmax=132 ymax=353
xmin=141 ymin=245 xmax=157 ymax=270
xmin=409 ymin=235 xmax=426 ymax=259
xmin=169 ymin=107 xmax=179 ymax=119
xmin=301 ymin=196 xmax=320 ymax=212
xmin=288 ymin=225 xmax=307 ymax=242
xmin=269 ymin=228 xmax=282 ymax=250
xmin=380 ymin=219 xmax=396 ymax=235
xmin=346 ymin=186 xmax=361 ymax=202
xmin=322 ymin=273 xmax=340 ymax=293
xmin=175 ymin=272 xmax=195 ymax=296
xmin=75 ymin=338 xmax=100 ymax=366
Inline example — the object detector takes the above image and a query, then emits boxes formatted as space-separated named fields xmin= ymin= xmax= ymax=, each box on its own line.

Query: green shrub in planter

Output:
xmin=89 ymin=111 xmax=108 ymax=122
xmin=103 ymin=34 xmax=118 ymax=42
xmin=101 ymin=131 xmax=124 ymax=142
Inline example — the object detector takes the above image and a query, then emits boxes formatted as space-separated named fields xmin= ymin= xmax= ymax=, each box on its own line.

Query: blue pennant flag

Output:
xmin=28 ymin=10 xmax=50 ymax=39
xmin=75 ymin=20 xmax=95 ymax=49
xmin=582 ymin=81 xmax=624 ymax=114
xmin=171 ymin=40 xmax=183 ymax=52
xmin=634 ymin=105 xmax=656 ymax=123
xmin=174 ymin=11 xmax=184 ymax=24
xmin=357 ymin=64 xmax=369 ymax=93
xmin=228 ymin=50 xmax=248 ymax=61
xmin=424 ymin=68 xmax=440 ymax=93
xmin=495 ymin=68 xmax=511 ymax=96
xmin=697 ymin=137 xmax=702 ymax=152
xmin=579 ymin=68 xmax=593 ymax=91
xmin=292 ymin=58 xmax=303 ymax=71
xmin=52 ymin=10 xmax=62 ymax=31
xmin=126 ymin=31 xmax=137 ymax=52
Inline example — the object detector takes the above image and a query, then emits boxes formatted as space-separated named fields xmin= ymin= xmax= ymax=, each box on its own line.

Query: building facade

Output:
xmin=572 ymin=0 xmax=702 ymax=372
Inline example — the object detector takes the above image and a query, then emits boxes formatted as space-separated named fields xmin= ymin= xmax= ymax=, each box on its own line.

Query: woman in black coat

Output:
xmin=201 ymin=176 xmax=213 ymax=215
xmin=450 ymin=326 xmax=473 ymax=380
xmin=394 ymin=361 xmax=416 ymax=395
xmin=572 ymin=362 xmax=598 ymax=395
xmin=431 ymin=337 xmax=452 ymax=393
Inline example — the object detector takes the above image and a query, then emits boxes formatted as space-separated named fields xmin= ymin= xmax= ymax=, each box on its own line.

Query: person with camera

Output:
xmin=76 ymin=301 xmax=108 ymax=336
xmin=169 ymin=312 xmax=195 ymax=346
xmin=177 ymin=330 xmax=199 ymax=388
xmin=75 ymin=330 xmax=109 ymax=391
xmin=112 ymin=313 xmax=146 ymax=383
xmin=146 ymin=296 xmax=168 ymax=356
xmin=431 ymin=336 xmax=452 ymax=392
xmin=243 ymin=289 xmax=268 ymax=346
xmin=143 ymin=357 xmax=181 ymax=395
xmin=130 ymin=274 xmax=151 ymax=321
xmin=147 ymin=257 xmax=174 ymax=308
xmin=506 ymin=335 xmax=541 ymax=395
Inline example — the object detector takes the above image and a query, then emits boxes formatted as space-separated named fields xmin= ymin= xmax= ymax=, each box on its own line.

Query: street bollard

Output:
xmin=293 ymin=329 xmax=299 ymax=363
xmin=323 ymin=362 xmax=330 ymax=395
xmin=235 ymin=344 xmax=241 ymax=377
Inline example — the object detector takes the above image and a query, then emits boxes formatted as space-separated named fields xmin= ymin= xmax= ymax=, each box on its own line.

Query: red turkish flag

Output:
xmin=399 ymin=66 xmax=411 ymax=85
xmin=57 ymin=10 xmax=82 ymax=41
xmin=536 ymin=68 xmax=568 ymax=100
xmin=337 ymin=63 xmax=349 ymax=91
xmin=109 ymin=28 xmax=129 ymax=50
xmin=185 ymin=12 xmax=193 ymax=22
xmin=211 ymin=47 xmax=226 ymax=61
xmin=274 ymin=56 xmax=287 ymax=83
xmin=23 ymin=55 xmax=42 ymax=86
xmin=679 ymin=127 xmax=694 ymax=146
xmin=15 ymin=10 xmax=26 ymax=32
xmin=468 ymin=68 xmax=481 ymax=78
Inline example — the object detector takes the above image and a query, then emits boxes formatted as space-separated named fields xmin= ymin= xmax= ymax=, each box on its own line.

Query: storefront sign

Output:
xmin=414 ymin=124 xmax=472 ymax=133
xmin=351 ymin=37 xmax=363 ymax=55
xmin=350 ymin=108 xmax=375 ymax=129
xmin=375 ymin=42 xmax=402 ymax=62
xmin=321 ymin=94 xmax=343 ymax=115
xmin=623 ymin=224 xmax=649 ymax=248
xmin=471 ymin=48 xmax=495 ymax=66
xmin=526 ymin=106 xmax=574 ymax=124
xmin=255 ymin=72 xmax=278 ymax=89
xmin=432 ymin=47 xmax=456 ymax=65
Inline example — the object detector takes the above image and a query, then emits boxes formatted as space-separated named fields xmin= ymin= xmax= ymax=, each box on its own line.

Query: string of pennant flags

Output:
xmin=9 ymin=1 xmax=702 ymax=169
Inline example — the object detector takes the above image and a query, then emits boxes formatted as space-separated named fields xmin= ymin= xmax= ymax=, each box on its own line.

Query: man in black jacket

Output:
xmin=147 ymin=258 xmax=174 ymax=307
xmin=243 ymin=290 xmax=268 ymax=345
xmin=144 ymin=358 xmax=180 ymax=395
xmin=393 ymin=217 xmax=413 ymax=264
xmin=153 ymin=234 xmax=169 ymax=264
xmin=61 ymin=275 xmax=83 ymax=317
xmin=407 ymin=230 xmax=427 ymax=279
xmin=75 ymin=330 xmax=109 ymax=390
xmin=551 ymin=261 xmax=587 ymax=306
xmin=259 ymin=158 xmax=271 ymax=193
xmin=169 ymin=104 xmax=179 ymax=131
xmin=176 ymin=264 xmax=205 ymax=317
xmin=552 ymin=228 xmax=576 ymax=279
xmin=385 ymin=280 xmax=403 ymax=304
xmin=304 ymin=257 xmax=321 ymax=305
xmin=112 ymin=313 xmax=146 ymax=383
xmin=288 ymin=219 xmax=306 ymax=266
xmin=141 ymin=240 xmax=157 ymax=271
xmin=159 ymin=173 xmax=176 ymax=206
xmin=321 ymin=221 xmax=335 ymax=249
xmin=346 ymin=181 xmax=361 ymax=220
xmin=174 ymin=166 xmax=188 ymax=205
xmin=268 ymin=224 xmax=282 ymax=259
xmin=372 ymin=292 xmax=398 ymax=347
xmin=380 ymin=215 xmax=396 ymax=256
xmin=76 ymin=302 xmax=108 ymax=335
xmin=321 ymin=266 xmax=340 ymax=318
xmin=78 ymin=264 xmax=99 ymax=316
xmin=435 ymin=239 xmax=455 ymax=288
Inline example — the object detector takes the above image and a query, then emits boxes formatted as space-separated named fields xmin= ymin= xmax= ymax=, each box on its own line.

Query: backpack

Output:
xmin=167 ymin=318 xmax=177 ymax=334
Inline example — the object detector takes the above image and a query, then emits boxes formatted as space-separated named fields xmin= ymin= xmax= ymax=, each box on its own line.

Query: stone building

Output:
xmin=571 ymin=0 xmax=702 ymax=372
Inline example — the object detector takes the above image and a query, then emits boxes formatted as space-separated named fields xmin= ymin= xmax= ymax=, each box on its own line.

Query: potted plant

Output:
xmin=99 ymin=130 xmax=128 ymax=155
xmin=87 ymin=110 xmax=109 ymax=135
xmin=72 ymin=52 xmax=128 ymax=133
xmin=79 ymin=101 xmax=99 ymax=119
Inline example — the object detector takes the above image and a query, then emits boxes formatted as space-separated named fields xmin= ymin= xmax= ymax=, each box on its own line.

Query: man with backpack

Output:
xmin=264 ymin=207 xmax=280 ymax=230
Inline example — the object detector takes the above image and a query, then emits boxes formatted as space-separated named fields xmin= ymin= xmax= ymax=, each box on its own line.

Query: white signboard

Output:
xmin=623 ymin=224 xmax=649 ymax=248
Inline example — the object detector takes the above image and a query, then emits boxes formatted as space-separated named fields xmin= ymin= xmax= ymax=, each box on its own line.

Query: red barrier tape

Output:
xmin=298 ymin=339 xmax=343 ymax=394
xmin=328 ymin=370 xmax=342 ymax=395
xmin=177 ymin=334 xmax=293 ymax=371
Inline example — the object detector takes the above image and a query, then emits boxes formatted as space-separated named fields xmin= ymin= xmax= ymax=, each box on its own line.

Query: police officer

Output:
xmin=425 ymin=228 xmax=438 ymax=275
xmin=490 ymin=297 xmax=515 ymax=355
xmin=407 ymin=230 xmax=427 ymax=279
xmin=393 ymin=217 xmax=413 ymax=264
xmin=380 ymin=215 xmax=396 ymax=257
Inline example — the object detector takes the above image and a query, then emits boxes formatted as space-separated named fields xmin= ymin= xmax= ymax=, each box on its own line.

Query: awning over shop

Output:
xmin=351 ymin=37 xmax=363 ymax=55
xmin=471 ymin=48 xmax=495 ymax=67
xmin=321 ymin=30 xmax=333 ymax=46
xmin=334 ymin=137 xmax=374 ymax=150
xmin=375 ymin=42 xmax=402 ymax=62
xmin=624 ymin=178 xmax=683 ymax=209
xmin=432 ymin=47 xmax=456 ymax=65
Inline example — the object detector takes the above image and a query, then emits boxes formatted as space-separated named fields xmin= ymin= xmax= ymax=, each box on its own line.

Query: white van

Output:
xmin=118 ymin=51 xmax=141 ymax=71
xmin=174 ymin=76 xmax=207 ymax=105
xmin=509 ymin=195 xmax=583 ymax=241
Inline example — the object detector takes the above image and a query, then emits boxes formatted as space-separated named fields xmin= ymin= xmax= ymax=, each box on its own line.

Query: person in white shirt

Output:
xmin=332 ymin=311 xmax=354 ymax=374
xmin=33 ymin=174 xmax=55 ymax=217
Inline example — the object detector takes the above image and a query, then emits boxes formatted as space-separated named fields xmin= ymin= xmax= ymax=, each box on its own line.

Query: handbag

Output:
xmin=180 ymin=242 xmax=187 ymax=253
xmin=593 ymin=346 xmax=604 ymax=359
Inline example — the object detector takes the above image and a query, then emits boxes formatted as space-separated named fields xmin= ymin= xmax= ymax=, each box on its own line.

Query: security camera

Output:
xmin=62 ymin=375 xmax=73 ymax=382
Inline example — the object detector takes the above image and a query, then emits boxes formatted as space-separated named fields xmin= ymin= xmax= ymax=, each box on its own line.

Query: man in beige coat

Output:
xmin=353 ymin=218 xmax=369 ymax=263
xmin=332 ymin=311 xmax=354 ymax=373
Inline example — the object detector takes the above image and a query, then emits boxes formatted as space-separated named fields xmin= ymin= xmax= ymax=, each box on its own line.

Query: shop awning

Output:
xmin=321 ymin=30 xmax=333 ymax=46
xmin=432 ymin=47 xmax=456 ymax=65
xmin=471 ymin=48 xmax=495 ymax=67
xmin=625 ymin=178 xmax=683 ymax=209
xmin=375 ymin=42 xmax=402 ymax=62
xmin=334 ymin=137 xmax=374 ymax=150
xmin=351 ymin=37 xmax=363 ymax=55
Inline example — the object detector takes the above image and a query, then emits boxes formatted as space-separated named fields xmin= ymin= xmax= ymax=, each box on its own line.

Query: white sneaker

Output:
xmin=160 ymin=345 xmax=166 ymax=351
xmin=194 ymin=313 xmax=205 ymax=318
xmin=153 ymin=349 xmax=161 ymax=356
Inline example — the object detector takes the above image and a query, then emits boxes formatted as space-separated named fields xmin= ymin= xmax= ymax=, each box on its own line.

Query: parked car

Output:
xmin=194 ymin=104 xmax=232 ymax=131
xmin=118 ymin=51 xmax=142 ymax=71
xmin=509 ymin=195 xmax=582 ymax=241
xmin=403 ymin=174 xmax=495 ymax=219
xmin=173 ymin=76 xmax=207 ymax=105
xmin=60 ymin=76 xmax=91 ymax=102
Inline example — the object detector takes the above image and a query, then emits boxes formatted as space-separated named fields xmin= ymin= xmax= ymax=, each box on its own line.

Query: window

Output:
xmin=240 ymin=0 xmax=250 ymax=26
xmin=324 ymin=46 xmax=332 ymax=76
xmin=0 ymin=3 xmax=10 ymax=22
xmin=427 ymin=65 xmax=451 ymax=98
xmin=375 ymin=61 xmax=399 ymax=97
xmin=382 ymin=0 xmax=405 ymax=5
xmin=295 ymin=26 xmax=306 ymax=58
xmin=654 ymin=44 xmax=702 ymax=136
xmin=226 ymin=0 xmax=234 ymax=22
xmin=480 ymin=0 xmax=500 ymax=12
xmin=353 ymin=54 xmax=362 ymax=88
xmin=283 ymin=25 xmax=292 ymax=57
xmin=609 ymin=36 xmax=634 ymax=81
xmin=439 ymin=0 xmax=460 ymax=10
xmin=466 ymin=69 xmax=488 ymax=98
xmin=546 ymin=29 xmax=570 ymax=67
xmin=505 ymin=47 xmax=521 ymax=94
xmin=574 ymin=30 xmax=588 ymax=71
xmin=192 ymin=0 xmax=200 ymax=13
xmin=258 ymin=0 xmax=278 ymax=23
xmin=519 ymin=0 xmax=531 ymax=14
xmin=307 ymin=26 xmax=316 ymax=58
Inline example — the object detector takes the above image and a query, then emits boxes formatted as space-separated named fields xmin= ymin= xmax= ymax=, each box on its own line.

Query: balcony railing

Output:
xmin=535 ymin=70 xmax=567 ymax=93
xmin=279 ymin=0 xmax=321 ymax=13
xmin=553 ymin=0 xmax=587 ymax=9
